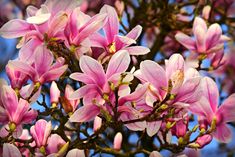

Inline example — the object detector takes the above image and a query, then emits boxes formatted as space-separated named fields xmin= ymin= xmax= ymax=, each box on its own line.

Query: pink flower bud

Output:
xmin=93 ymin=116 xmax=102 ymax=132
xmin=202 ymin=5 xmax=211 ymax=20
xmin=196 ymin=134 xmax=212 ymax=148
xmin=198 ymin=117 xmax=208 ymax=130
xmin=113 ymin=132 xmax=123 ymax=150
xmin=50 ymin=81 xmax=60 ymax=104
xmin=30 ymin=119 xmax=52 ymax=148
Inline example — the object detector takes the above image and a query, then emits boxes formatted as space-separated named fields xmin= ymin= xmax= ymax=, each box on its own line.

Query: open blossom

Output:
xmin=0 ymin=85 xmax=37 ymax=137
xmin=175 ymin=17 xmax=228 ymax=54
xmin=0 ymin=0 xmax=80 ymax=62
xmin=64 ymin=7 xmax=107 ymax=59
xmin=189 ymin=77 xmax=235 ymax=143
xmin=69 ymin=50 xmax=131 ymax=122
xmin=135 ymin=53 xmax=201 ymax=107
xmin=30 ymin=119 xmax=52 ymax=148
xmin=8 ymin=45 xmax=68 ymax=85
xmin=90 ymin=5 xmax=150 ymax=57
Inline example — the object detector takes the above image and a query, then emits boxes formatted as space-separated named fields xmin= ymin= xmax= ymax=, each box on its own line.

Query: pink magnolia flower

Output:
xmin=6 ymin=63 xmax=29 ymax=90
xmin=134 ymin=53 xmax=201 ymax=106
xmin=30 ymin=119 xmax=52 ymax=148
xmin=189 ymin=77 xmax=235 ymax=143
xmin=113 ymin=132 xmax=122 ymax=150
xmin=0 ymin=0 xmax=80 ymax=62
xmin=3 ymin=143 xmax=22 ymax=157
xmin=195 ymin=134 xmax=213 ymax=148
xmin=69 ymin=50 xmax=131 ymax=123
xmin=47 ymin=134 xmax=66 ymax=155
xmin=93 ymin=116 xmax=102 ymax=132
xmin=8 ymin=45 xmax=68 ymax=85
xmin=64 ymin=7 xmax=107 ymax=59
xmin=175 ymin=17 xmax=227 ymax=54
xmin=90 ymin=5 xmax=150 ymax=56
xmin=0 ymin=85 xmax=37 ymax=137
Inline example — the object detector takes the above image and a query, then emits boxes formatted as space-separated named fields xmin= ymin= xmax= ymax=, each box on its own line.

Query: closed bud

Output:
xmin=202 ymin=5 xmax=211 ymax=20
xmin=93 ymin=116 xmax=102 ymax=132
xmin=50 ymin=81 xmax=60 ymax=105
xmin=113 ymin=132 xmax=123 ymax=150
xmin=196 ymin=134 xmax=212 ymax=148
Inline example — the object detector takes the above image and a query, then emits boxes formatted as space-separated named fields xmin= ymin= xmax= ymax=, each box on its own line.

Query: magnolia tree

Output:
xmin=0 ymin=0 xmax=235 ymax=157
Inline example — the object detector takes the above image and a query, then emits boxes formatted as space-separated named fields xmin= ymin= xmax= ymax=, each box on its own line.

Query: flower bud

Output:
xmin=196 ymin=134 xmax=212 ymax=148
xmin=202 ymin=5 xmax=211 ymax=20
xmin=113 ymin=132 xmax=123 ymax=150
xmin=93 ymin=116 xmax=102 ymax=132
xmin=50 ymin=81 xmax=60 ymax=106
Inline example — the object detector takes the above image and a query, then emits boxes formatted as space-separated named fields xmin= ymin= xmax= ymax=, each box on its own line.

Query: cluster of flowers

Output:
xmin=0 ymin=0 xmax=234 ymax=156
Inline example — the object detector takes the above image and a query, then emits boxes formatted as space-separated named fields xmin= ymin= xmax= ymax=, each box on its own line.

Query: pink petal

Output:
xmin=123 ymin=46 xmax=150 ymax=55
xmin=69 ymin=84 xmax=98 ymax=100
xmin=80 ymin=55 xmax=106 ymax=88
xmin=193 ymin=17 xmax=207 ymax=35
xmin=140 ymin=60 xmax=168 ymax=100
xmin=189 ymin=97 xmax=214 ymax=121
xmin=47 ymin=134 xmax=65 ymax=154
xmin=89 ymin=33 xmax=108 ymax=48
xmin=70 ymin=72 xmax=95 ymax=84
xmin=115 ymin=35 xmax=136 ymax=50
xmin=165 ymin=53 xmax=185 ymax=81
xmin=118 ymin=84 xmax=148 ymax=106
xmin=126 ymin=25 xmax=142 ymax=40
xmin=194 ymin=26 xmax=206 ymax=52
xmin=69 ymin=104 xmax=100 ymax=122
xmin=34 ymin=45 xmax=53 ymax=77
xmin=40 ymin=65 xmax=68 ymax=83
xmin=66 ymin=149 xmax=85 ymax=157
xmin=175 ymin=33 xmax=195 ymax=51
xmin=19 ymin=39 xmax=42 ymax=64
xmin=146 ymin=121 xmax=162 ymax=137
xmin=212 ymin=123 xmax=232 ymax=143
xmin=201 ymin=77 xmax=219 ymax=113
xmin=106 ymin=50 xmax=130 ymax=79
xmin=3 ymin=143 xmax=22 ymax=157
xmin=217 ymin=93 xmax=235 ymax=123
xmin=0 ymin=19 xmax=31 ymax=38
xmin=206 ymin=23 xmax=222 ymax=50
xmin=48 ymin=13 xmax=68 ymax=37
xmin=1 ymin=86 xmax=18 ymax=119
xmin=74 ymin=13 xmax=107 ymax=45
xmin=174 ymin=77 xmax=201 ymax=104
xmin=113 ymin=132 xmax=123 ymax=150
xmin=8 ymin=60 xmax=36 ymax=81
xmin=100 ymin=5 xmax=119 ymax=43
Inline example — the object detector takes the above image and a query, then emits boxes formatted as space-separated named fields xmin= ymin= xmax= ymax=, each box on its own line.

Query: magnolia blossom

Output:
xmin=30 ymin=119 xmax=52 ymax=148
xmin=90 ymin=5 xmax=150 ymax=57
xmin=0 ymin=0 xmax=80 ymax=62
xmin=189 ymin=77 xmax=235 ymax=143
xmin=175 ymin=17 xmax=227 ymax=54
xmin=64 ymin=7 xmax=107 ymax=58
xmin=113 ymin=132 xmax=123 ymax=150
xmin=69 ymin=50 xmax=131 ymax=122
xmin=0 ymin=85 xmax=37 ymax=137
xmin=8 ymin=45 xmax=68 ymax=85
xmin=66 ymin=149 xmax=85 ymax=157
xmin=50 ymin=81 xmax=60 ymax=105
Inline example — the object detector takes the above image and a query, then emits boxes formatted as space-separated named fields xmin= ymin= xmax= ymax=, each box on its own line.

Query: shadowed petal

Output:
xmin=175 ymin=33 xmax=195 ymax=51
xmin=212 ymin=123 xmax=232 ymax=143
xmin=106 ymin=50 xmax=130 ymax=79
xmin=146 ymin=121 xmax=162 ymax=137
xmin=69 ymin=104 xmax=100 ymax=122
xmin=0 ymin=19 xmax=31 ymax=38
xmin=3 ymin=143 xmax=22 ymax=157
xmin=100 ymin=5 xmax=119 ymax=43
